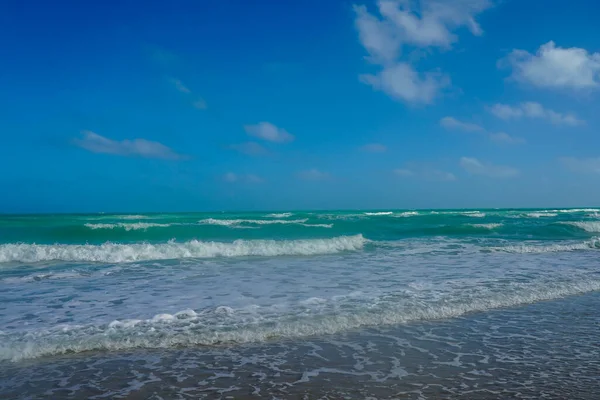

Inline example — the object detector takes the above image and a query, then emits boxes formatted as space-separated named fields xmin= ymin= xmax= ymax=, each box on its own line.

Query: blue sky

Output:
xmin=1 ymin=0 xmax=600 ymax=212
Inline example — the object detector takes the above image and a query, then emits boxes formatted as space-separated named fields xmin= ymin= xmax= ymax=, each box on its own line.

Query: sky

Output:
xmin=1 ymin=0 xmax=600 ymax=213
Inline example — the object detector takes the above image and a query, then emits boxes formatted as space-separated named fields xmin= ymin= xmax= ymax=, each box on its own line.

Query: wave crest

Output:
xmin=559 ymin=221 xmax=600 ymax=233
xmin=0 ymin=235 xmax=366 ymax=264
xmin=3 ymin=277 xmax=600 ymax=361
xmin=85 ymin=223 xmax=171 ymax=231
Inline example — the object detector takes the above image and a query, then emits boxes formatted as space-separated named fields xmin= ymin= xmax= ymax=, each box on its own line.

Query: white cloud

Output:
xmin=169 ymin=78 xmax=191 ymax=94
xmin=354 ymin=4 xmax=400 ymax=63
xmin=440 ymin=116 xmax=484 ymax=132
xmin=500 ymin=41 xmax=600 ymax=90
xmin=355 ymin=0 xmax=492 ymax=60
xmin=394 ymin=166 xmax=456 ymax=181
xmin=298 ymin=169 xmax=330 ymax=181
xmin=230 ymin=142 xmax=269 ymax=156
xmin=489 ymin=102 xmax=584 ymax=126
xmin=224 ymin=172 xmax=238 ymax=183
xmin=168 ymin=77 xmax=207 ymax=110
xmin=560 ymin=157 xmax=600 ymax=175
xmin=393 ymin=168 xmax=415 ymax=177
xmin=354 ymin=0 xmax=492 ymax=104
xmin=361 ymin=62 xmax=448 ymax=104
xmin=489 ymin=132 xmax=526 ymax=145
xmin=244 ymin=122 xmax=294 ymax=143
xmin=192 ymin=99 xmax=207 ymax=110
xmin=73 ymin=131 xmax=185 ymax=160
xmin=361 ymin=143 xmax=388 ymax=153
xmin=459 ymin=157 xmax=519 ymax=178
xmin=223 ymin=173 xmax=264 ymax=183
xmin=441 ymin=117 xmax=524 ymax=144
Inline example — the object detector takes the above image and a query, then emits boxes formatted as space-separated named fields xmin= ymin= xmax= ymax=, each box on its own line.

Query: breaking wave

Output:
xmin=0 ymin=235 xmax=366 ymax=264
xmin=467 ymin=223 xmax=503 ymax=230
xmin=85 ymin=223 xmax=172 ymax=231
xmin=559 ymin=221 xmax=600 ymax=233
xmin=198 ymin=218 xmax=331 ymax=228
xmin=364 ymin=212 xmax=393 ymax=216
xmin=3 ymin=277 xmax=600 ymax=361
xmin=265 ymin=213 xmax=293 ymax=218
xmin=496 ymin=237 xmax=600 ymax=253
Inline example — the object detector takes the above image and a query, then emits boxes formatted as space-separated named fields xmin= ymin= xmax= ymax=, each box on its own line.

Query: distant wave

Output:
xmin=85 ymin=223 xmax=172 ymax=231
xmin=559 ymin=221 xmax=600 ymax=233
xmin=462 ymin=212 xmax=485 ymax=218
xmin=525 ymin=212 xmax=558 ymax=218
xmin=551 ymin=209 xmax=600 ymax=213
xmin=198 ymin=218 xmax=331 ymax=228
xmin=364 ymin=212 xmax=393 ymax=216
xmin=467 ymin=223 xmax=503 ymax=230
xmin=0 ymin=235 xmax=365 ymax=264
xmin=4 ymin=275 xmax=600 ymax=361
xmin=265 ymin=212 xmax=293 ymax=218
xmin=496 ymin=237 xmax=600 ymax=254
xmin=117 ymin=215 xmax=150 ymax=220
xmin=395 ymin=211 xmax=420 ymax=217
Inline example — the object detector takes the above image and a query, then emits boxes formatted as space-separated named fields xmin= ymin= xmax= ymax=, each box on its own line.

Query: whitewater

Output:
xmin=2 ymin=208 xmax=600 ymax=398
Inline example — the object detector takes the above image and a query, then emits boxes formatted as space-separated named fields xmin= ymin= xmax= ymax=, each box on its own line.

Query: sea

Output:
xmin=1 ymin=209 xmax=600 ymax=399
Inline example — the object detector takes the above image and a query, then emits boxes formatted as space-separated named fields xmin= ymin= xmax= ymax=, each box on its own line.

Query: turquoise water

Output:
xmin=1 ymin=208 xmax=599 ymax=254
xmin=1 ymin=208 xmax=600 ymax=398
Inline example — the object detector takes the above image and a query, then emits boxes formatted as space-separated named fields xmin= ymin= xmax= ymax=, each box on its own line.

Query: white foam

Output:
xmin=117 ymin=215 xmax=150 ymax=220
xmin=468 ymin=223 xmax=503 ymax=230
xmin=364 ymin=212 xmax=393 ymax=216
xmin=463 ymin=212 xmax=485 ymax=218
xmin=0 ymin=235 xmax=367 ymax=264
xmin=266 ymin=213 xmax=293 ymax=218
xmin=85 ymin=223 xmax=172 ymax=231
xmin=549 ymin=208 xmax=600 ymax=213
xmin=198 ymin=218 xmax=331 ymax=228
xmin=199 ymin=218 xmax=307 ymax=226
xmin=395 ymin=211 xmax=419 ymax=217
xmin=525 ymin=212 xmax=558 ymax=218
xmin=559 ymin=221 xmax=600 ymax=233
xmin=497 ymin=237 xmax=600 ymax=253
xmin=4 ymin=277 xmax=600 ymax=362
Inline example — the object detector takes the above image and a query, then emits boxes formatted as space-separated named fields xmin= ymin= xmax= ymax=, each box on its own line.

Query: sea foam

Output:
xmin=3 ymin=276 xmax=600 ymax=362
xmin=85 ymin=223 xmax=172 ymax=231
xmin=559 ymin=221 xmax=600 ymax=233
xmin=497 ymin=237 xmax=600 ymax=253
xmin=198 ymin=218 xmax=331 ymax=228
xmin=0 ymin=235 xmax=366 ymax=264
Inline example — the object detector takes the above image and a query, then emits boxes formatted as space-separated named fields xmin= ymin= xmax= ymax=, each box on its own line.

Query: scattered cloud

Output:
xmin=192 ymin=99 xmax=207 ymax=110
xmin=441 ymin=117 xmax=524 ymax=144
xmin=230 ymin=142 xmax=269 ymax=157
xmin=459 ymin=157 xmax=519 ymax=178
xmin=488 ymin=102 xmax=584 ymax=126
xmin=298 ymin=169 xmax=330 ymax=181
xmin=440 ymin=116 xmax=484 ymax=133
xmin=499 ymin=41 xmax=600 ymax=90
xmin=353 ymin=0 xmax=492 ymax=104
xmin=73 ymin=131 xmax=185 ymax=160
xmin=360 ymin=62 xmax=449 ymax=104
xmin=169 ymin=78 xmax=191 ymax=94
xmin=223 ymin=173 xmax=264 ymax=183
xmin=168 ymin=77 xmax=207 ymax=109
xmin=394 ymin=166 xmax=456 ymax=181
xmin=244 ymin=122 xmax=294 ymax=143
xmin=393 ymin=168 xmax=415 ymax=177
xmin=560 ymin=157 xmax=600 ymax=175
xmin=361 ymin=143 xmax=387 ymax=153
xmin=489 ymin=132 xmax=526 ymax=145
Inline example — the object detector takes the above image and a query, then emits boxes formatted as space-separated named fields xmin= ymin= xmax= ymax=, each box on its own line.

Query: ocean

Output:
xmin=1 ymin=209 xmax=600 ymax=399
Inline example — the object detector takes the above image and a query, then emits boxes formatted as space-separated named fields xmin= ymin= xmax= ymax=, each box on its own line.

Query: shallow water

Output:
xmin=1 ymin=209 xmax=600 ymax=398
